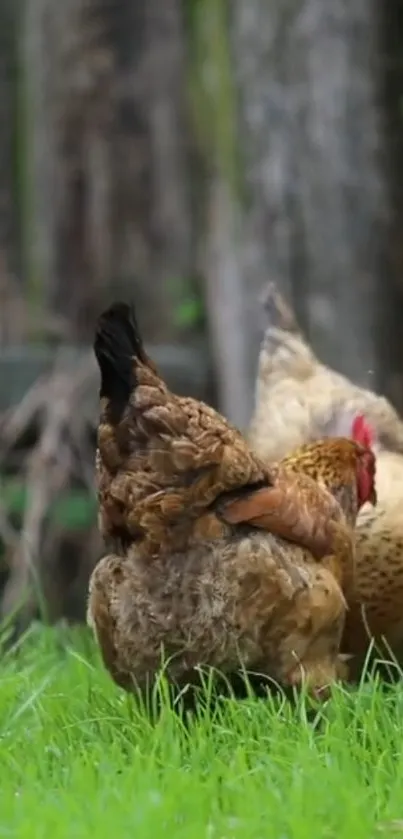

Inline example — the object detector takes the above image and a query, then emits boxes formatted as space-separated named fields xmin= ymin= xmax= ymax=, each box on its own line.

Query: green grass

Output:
xmin=1 ymin=627 xmax=403 ymax=838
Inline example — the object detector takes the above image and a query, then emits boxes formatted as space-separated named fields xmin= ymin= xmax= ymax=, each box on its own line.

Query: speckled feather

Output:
xmin=249 ymin=283 xmax=403 ymax=678
xmin=340 ymin=451 xmax=403 ymax=675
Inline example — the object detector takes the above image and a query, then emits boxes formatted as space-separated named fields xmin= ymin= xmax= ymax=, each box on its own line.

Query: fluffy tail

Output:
xmin=249 ymin=283 xmax=319 ymax=459
xmin=261 ymin=282 xmax=300 ymax=335
xmin=254 ymin=283 xmax=316 ymax=396
xmin=94 ymin=302 xmax=148 ymax=422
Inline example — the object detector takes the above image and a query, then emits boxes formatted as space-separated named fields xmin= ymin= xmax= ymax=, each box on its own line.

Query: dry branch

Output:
xmin=0 ymin=351 xmax=101 ymax=634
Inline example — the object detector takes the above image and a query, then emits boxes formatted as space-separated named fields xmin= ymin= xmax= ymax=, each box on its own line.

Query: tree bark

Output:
xmin=230 ymin=0 xmax=392 ymax=408
xmin=0 ymin=0 xmax=22 ymax=344
xmin=377 ymin=1 xmax=403 ymax=411
xmin=203 ymin=175 xmax=250 ymax=429
xmin=24 ymin=0 xmax=194 ymax=343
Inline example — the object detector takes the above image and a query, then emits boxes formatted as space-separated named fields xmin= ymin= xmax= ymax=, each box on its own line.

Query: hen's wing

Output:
xmin=219 ymin=467 xmax=343 ymax=560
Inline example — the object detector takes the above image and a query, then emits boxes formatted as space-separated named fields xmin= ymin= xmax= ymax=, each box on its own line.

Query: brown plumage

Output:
xmin=88 ymin=302 xmax=374 ymax=699
xmin=220 ymin=435 xmax=376 ymax=600
xmin=249 ymin=283 xmax=403 ymax=678
xmin=88 ymin=537 xmax=348 ymax=697
xmin=271 ymin=436 xmax=376 ymax=600
xmin=342 ymin=454 xmax=403 ymax=676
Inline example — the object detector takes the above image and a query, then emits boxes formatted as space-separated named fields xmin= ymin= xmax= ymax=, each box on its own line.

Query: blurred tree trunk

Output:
xmin=231 ymin=1 xmax=387 ymax=396
xmin=378 ymin=2 xmax=403 ymax=411
xmin=216 ymin=0 xmax=401 ymax=419
xmin=0 ymin=0 xmax=23 ymax=343
xmin=191 ymin=0 xmax=252 ymax=429
xmin=203 ymin=176 xmax=250 ymax=429
xmin=24 ymin=0 xmax=193 ymax=343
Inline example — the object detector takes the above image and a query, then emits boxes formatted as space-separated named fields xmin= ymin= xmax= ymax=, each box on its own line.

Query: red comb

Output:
xmin=351 ymin=414 xmax=374 ymax=448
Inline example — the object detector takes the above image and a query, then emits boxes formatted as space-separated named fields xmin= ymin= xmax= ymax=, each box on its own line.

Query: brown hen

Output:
xmin=88 ymin=302 xmax=374 ymax=699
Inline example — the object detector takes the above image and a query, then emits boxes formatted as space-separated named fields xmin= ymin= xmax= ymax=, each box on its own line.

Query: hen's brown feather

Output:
xmin=95 ymin=302 xmax=352 ymax=565
xmin=88 ymin=534 xmax=348 ymax=697
xmin=221 ymin=433 xmax=377 ymax=597
xmin=219 ymin=471 xmax=341 ymax=559
xmin=89 ymin=301 xmax=360 ymax=699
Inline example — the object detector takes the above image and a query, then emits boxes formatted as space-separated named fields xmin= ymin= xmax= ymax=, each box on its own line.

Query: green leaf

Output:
xmin=0 ymin=478 xmax=97 ymax=531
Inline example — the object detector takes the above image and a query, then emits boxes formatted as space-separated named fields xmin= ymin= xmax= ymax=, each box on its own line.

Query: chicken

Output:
xmin=92 ymin=303 xmax=374 ymax=570
xmin=87 ymin=302 xmax=375 ymax=699
xmin=249 ymin=283 xmax=403 ymax=677
xmin=272 ymin=425 xmax=376 ymax=600
xmin=249 ymin=282 xmax=403 ymax=463
xmin=342 ymin=455 xmax=403 ymax=677
xmin=220 ymin=422 xmax=376 ymax=601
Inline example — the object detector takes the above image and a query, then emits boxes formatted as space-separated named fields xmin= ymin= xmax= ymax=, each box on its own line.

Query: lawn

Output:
xmin=1 ymin=627 xmax=403 ymax=839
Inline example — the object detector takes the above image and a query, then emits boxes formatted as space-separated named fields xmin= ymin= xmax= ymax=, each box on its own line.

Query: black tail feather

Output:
xmin=94 ymin=302 xmax=146 ymax=422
